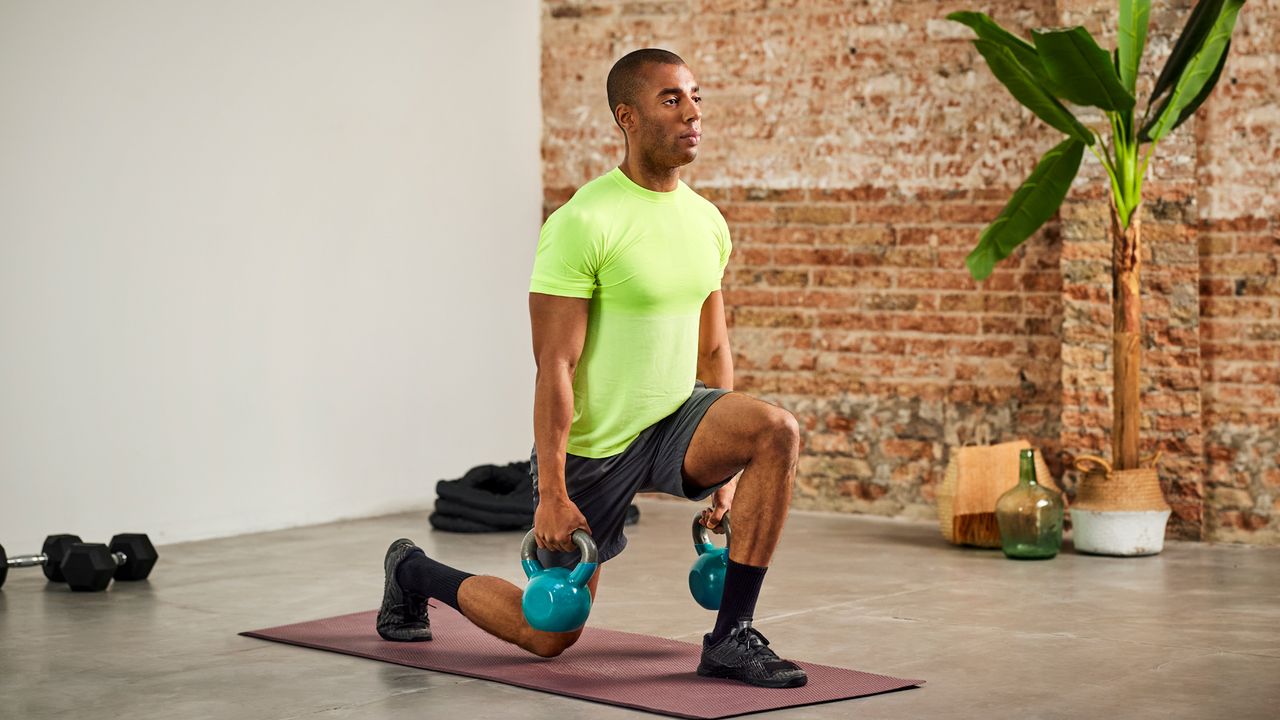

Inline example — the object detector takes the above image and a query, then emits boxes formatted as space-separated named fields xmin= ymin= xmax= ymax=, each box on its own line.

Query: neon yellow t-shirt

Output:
xmin=530 ymin=168 xmax=732 ymax=458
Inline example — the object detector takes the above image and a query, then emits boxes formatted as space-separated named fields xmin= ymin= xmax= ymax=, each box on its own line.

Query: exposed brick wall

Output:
xmin=705 ymin=184 xmax=1064 ymax=520
xmin=1194 ymin=1 xmax=1280 ymax=544
xmin=541 ymin=0 xmax=1279 ymax=544
xmin=1199 ymin=216 xmax=1280 ymax=543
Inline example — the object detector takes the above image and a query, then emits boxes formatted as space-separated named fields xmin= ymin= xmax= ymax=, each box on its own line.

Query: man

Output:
xmin=377 ymin=48 xmax=806 ymax=689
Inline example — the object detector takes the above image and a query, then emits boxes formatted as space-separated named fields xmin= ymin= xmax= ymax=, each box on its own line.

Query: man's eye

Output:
xmin=693 ymin=96 xmax=702 ymax=104
xmin=664 ymin=98 xmax=678 ymax=105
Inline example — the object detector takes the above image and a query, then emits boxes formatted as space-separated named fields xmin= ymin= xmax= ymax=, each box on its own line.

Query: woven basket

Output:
xmin=937 ymin=440 xmax=1059 ymax=548
xmin=1072 ymin=453 xmax=1170 ymax=512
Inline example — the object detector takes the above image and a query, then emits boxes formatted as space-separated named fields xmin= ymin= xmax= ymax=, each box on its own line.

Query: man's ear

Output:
xmin=615 ymin=103 xmax=634 ymax=133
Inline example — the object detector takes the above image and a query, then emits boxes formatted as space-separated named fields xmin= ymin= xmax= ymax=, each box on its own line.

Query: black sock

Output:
xmin=395 ymin=550 xmax=473 ymax=612
xmin=710 ymin=560 xmax=768 ymax=642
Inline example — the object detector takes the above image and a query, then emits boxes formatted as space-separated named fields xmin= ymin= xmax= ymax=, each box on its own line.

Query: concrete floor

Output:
xmin=2 ymin=499 xmax=1277 ymax=720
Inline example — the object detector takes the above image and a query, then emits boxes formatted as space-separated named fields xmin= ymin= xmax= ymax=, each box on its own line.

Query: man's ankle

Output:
xmin=396 ymin=553 xmax=473 ymax=611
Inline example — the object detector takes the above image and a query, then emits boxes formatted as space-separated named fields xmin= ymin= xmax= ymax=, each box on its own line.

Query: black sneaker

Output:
xmin=376 ymin=538 xmax=431 ymax=642
xmin=697 ymin=621 xmax=808 ymax=688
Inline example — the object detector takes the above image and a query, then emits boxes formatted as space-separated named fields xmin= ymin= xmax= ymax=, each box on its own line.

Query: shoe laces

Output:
xmin=731 ymin=623 xmax=780 ymax=661
xmin=409 ymin=594 xmax=428 ymax=617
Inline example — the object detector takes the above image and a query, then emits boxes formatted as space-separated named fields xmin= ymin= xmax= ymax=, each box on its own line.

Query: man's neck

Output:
xmin=618 ymin=155 xmax=681 ymax=193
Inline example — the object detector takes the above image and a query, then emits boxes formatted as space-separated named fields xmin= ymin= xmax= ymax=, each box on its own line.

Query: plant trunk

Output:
xmin=1110 ymin=197 xmax=1142 ymax=471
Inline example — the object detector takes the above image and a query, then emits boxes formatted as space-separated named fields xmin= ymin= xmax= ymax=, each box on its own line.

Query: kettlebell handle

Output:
xmin=692 ymin=512 xmax=732 ymax=554
xmin=520 ymin=529 xmax=598 ymax=584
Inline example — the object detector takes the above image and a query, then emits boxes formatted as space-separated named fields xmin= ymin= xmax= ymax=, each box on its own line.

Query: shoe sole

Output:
xmin=377 ymin=627 xmax=432 ymax=642
xmin=696 ymin=664 xmax=809 ymax=689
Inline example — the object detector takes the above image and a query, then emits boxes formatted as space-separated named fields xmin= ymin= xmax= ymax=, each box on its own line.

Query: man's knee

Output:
xmin=525 ymin=630 xmax=582 ymax=659
xmin=757 ymin=407 xmax=800 ymax=456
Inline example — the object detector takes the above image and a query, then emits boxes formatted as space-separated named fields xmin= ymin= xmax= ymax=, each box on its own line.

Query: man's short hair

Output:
xmin=606 ymin=48 xmax=687 ymax=127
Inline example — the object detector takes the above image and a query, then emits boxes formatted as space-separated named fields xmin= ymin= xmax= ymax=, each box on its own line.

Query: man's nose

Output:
xmin=685 ymin=98 xmax=701 ymax=123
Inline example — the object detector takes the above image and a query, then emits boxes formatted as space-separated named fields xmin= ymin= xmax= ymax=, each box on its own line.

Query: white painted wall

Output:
xmin=0 ymin=1 xmax=541 ymax=545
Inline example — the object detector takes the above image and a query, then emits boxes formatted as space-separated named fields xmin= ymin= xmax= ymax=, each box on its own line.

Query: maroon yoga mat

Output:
xmin=242 ymin=605 xmax=923 ymax=719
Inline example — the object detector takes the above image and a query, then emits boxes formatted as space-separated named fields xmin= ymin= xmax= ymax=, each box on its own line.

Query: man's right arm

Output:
xmin=529 ymin=292 xmax=591 ymax=553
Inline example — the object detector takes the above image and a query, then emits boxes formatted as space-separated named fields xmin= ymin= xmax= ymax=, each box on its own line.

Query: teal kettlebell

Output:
xmin=688 ymin=512 xmax=732 ymax=610
xmin=520 ymin=529 xmax=598 ymax=633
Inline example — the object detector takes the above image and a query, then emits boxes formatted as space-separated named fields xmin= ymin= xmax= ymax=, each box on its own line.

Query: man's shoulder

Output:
xmin=574 ymin=170 xmax=634 ymax=205
xmin=678 ymin=183 xmax=729 ymax=231
xmin=545 ymin=173 xmax=622 ymax=227
xmin=679 ymin=182 xmax=726 ymax=215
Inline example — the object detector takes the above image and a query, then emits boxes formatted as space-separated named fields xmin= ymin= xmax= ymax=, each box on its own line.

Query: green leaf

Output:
xmin=947 ymin=12 xmax=1062 ymax=92
xmin=1118 ymin=0 xmax=1152 ymax=94
xmin=966 ymin=138 xmax=1086 ymax=281
xmin=1150 ymin=0 xmax=1226 ymax=104
xmin=1173 ymin=41 xmax=1231 ymax=131
xmin=947 ymin=11 xmax=1036 ymax=54
xmin=1144 ymin=0 xmax=1244 ymax=142
xmin=1140 ymin=40 xmax=1232 ymax=142
xmin=971 ymin=40 xmax=1095 ymax=145
xmin=1112 ymin=48 xmax=1135 ymax=147
xmin=1033 ymin=26 xmax=1136 ymax=112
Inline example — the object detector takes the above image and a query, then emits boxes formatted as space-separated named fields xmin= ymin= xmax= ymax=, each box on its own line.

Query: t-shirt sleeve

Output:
xmin=714 ymin=210 xmax=732 ymax=290
xmin=529 ymin=205 xmax=602 ymax=298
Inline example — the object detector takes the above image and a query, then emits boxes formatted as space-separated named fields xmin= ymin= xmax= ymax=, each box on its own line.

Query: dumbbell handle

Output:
xmin=6 ymin=551 xmax=126 ymax=568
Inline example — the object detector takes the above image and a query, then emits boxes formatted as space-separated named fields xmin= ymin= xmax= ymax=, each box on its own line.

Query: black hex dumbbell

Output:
xmin=0 ymin=535 xmax=83 ymax=590
xmin=61 ymin=534 xmax=159 ymax=592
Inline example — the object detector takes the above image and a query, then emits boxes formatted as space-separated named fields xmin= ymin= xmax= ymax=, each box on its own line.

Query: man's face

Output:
xmin=624 ymin=63 xmax=702 ymax=168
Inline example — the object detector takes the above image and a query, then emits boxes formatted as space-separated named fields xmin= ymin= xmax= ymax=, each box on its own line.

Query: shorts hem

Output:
xmin=675 ymin=389 xmax=736 ymax=502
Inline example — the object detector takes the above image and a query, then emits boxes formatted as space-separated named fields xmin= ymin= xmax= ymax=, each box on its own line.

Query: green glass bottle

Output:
xmin=995 ymin=448 xmax=1064 ymax=559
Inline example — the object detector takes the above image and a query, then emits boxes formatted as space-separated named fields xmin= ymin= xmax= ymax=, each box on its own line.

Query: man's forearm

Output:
xmin=533 ymin=364 xmax=575 ymax=500
xmin=697 ymin=347 xmax=734 ymax=391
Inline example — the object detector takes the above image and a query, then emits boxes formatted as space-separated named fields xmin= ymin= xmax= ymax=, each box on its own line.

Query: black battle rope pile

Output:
xmin=429 ymin=461 xmax=639 ymax=533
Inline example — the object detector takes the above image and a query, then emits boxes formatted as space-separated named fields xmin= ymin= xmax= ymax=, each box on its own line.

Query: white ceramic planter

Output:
xmin=1070 ymin=508 xmax=1171 ymax=556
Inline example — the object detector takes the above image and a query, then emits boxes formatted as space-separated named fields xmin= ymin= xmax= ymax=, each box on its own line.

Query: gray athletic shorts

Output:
xmin=530 ymin=381 xmax=733 ymax=569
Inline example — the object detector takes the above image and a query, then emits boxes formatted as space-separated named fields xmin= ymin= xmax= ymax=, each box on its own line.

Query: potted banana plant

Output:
xmin=948 ymin=1 xmax=1247 ymax=555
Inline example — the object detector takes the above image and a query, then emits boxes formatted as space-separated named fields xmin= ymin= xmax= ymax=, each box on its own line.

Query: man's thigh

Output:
xmin=639 ymin=382 xmax=734 ymax=501
xmin=681 ymin=392 xmax=792 ymax=492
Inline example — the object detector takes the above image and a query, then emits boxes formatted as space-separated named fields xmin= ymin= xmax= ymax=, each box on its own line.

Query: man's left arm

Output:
xmin=697 ymin=290 xmax=737 ymax=532
xmin=697 ymin=290 xmax=733 ymax=391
